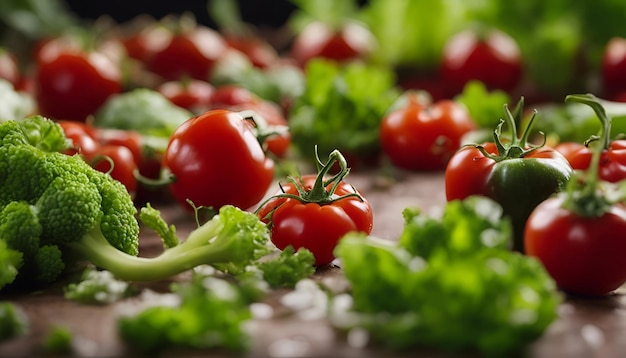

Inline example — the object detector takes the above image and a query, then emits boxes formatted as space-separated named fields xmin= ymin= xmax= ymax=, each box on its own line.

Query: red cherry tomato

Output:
xmin=291 ymin=21 xmax=375 ymax=67
xmin=440 ymin=28 xmax=522 ymax=97
xmin=525 ymin=195 xmax=626 ymax=296
xmin=89 ymin=144 xmax=138 ymax=193
xmin=96 ymin=128 xmax=144 ymax=167
xmin=58 ymin=120 xmax=100 ymax=157
xmin=34 ymin=39 xmax=122 ymax=121
xmin=157 ymin=79 xmax=215 ymax=113
xmin=257 ymin=172 xmax=373 ymax=267
xmin=556 ymin=140 xmax=626 ymax=183
xmin=225 ymin=36 xmax=279 ymax=69
xmin=145 ymin=25 xmax=227 ymax=81
xmin=380 ymin=94 xmax=476 ymax=171
xmin=601 ymin=37 xmax=626 ymax=97
xmin=210 ymin=85 xmax=291 ymax=158
xmin=162 ymin=109 xmax=275 ymax=210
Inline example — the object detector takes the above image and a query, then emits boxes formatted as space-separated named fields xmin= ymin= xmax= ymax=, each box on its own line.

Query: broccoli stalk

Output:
xmin=68 ymin=205 xmax=272 ymax=282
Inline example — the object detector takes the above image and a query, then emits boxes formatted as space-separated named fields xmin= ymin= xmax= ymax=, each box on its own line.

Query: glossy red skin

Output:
xmin=35 ymin=43 xmax=122 ymax=121
xmin=525 ymin=196 xmax=626 ymax=296
xmin=225 ymin=36 xmax=278 ymax=69
xmin=58 ymin=120 xmax=100 ymax=157
xmin=162 ymin=109 xmax=275 ymax=210
xmin=157 ymin=79 xmax=215 ymax=113
xmin=291 ymin=21 xmax=374 ymax=67
xmin=257 ymin=175 xmax=373 ymax=266
xmin=209 ymin=85 xmax=291 ymax=158
xmin=97 ymin=128 xmax=144 ymax=167
xmin=90 ymin=144 xmax=138 ymax=193
xmin=145 ymin=26 xmax=227 ymax=81
xmin=440 ymin=29 xmax=522 ymax=97
xmin=556 ymin=141 xmax=626 ymax=183
xmin=380 ymin=98 xmax=476 ymax=171
xmin=601 ymin=37 xmax=626 ymax=97
xmin=445 ymin=143 xmax=566 ymax=200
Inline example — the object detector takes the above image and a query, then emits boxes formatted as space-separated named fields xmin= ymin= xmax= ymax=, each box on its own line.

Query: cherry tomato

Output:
xmin=89 ymin=144 xmax=138 ymax=194
xmin=162 ymin=109 xmax=275 ymax=210
xmin=257 ymin=153 xmax=373 ymax=266
xmin=57 ymin=120 xmax=100 ymax=157
xmin=440 ymin=28 xmax=522 ymax=97
xmin=224 ymin=36 xmax=279 ymax=69
xmin=34 ymin=39 xmax=122 ymax=121
xmin=380 ymin=93 xmax=476 ymax=171
xmin=209 ymin=85 xmax=291 ymax=158
xmin=556 ymin=140 xmax=626 ymax=183
xmin=144 ymin=25 xmax=227 ymax=81
xmin=525 ymin=195 xmax=626 ymax=296
xmin=601 ymin=37 xmax=626 ymax=98
xmin=157 ymin=79 xmax=215 ymax=114
xmin=445 ymin=101 xmax=572 ymax=251
xmin=291 ymin=21 xmax=376 ymax=67
xmin=96 ymin=128 xmax=144 ymax=167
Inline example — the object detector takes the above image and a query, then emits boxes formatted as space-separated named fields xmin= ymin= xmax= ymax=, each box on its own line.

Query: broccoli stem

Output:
xmin=67 ymin=220 xmax=230 ymax=282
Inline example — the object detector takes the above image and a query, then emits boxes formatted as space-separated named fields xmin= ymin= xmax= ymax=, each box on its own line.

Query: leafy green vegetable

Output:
xmin=289 ymin=58 xmax=400 ymax=163
xmin=257 ymin=246 xmax=316 ymax=289
xmin=118 ymin=269 xmax=253 ymax=353
xmin=333 ymin=196 xmax=560 ymax=354
xmin=93 ymin=88 xmax=193 ymax=138
xmin=455 ymin=80 xmax=511 ymax=129
xmin=0 ymin=302 xmax=28 ymax=342
xmin=64 ymin=268 xmax=135 ymax=305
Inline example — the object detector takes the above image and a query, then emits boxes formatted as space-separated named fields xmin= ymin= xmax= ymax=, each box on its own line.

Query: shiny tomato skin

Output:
xmin=556 ymin=140 xmax=626 ymax=183
xmin=440 ymin=29 xmax=522 ymax=97
xmin=225 ymin=36 xmax=278 ymax=69
xmin=146 ymin=26 xmax=227 ymax=81
xmin=380 ymin=99 xmax=476 ymax=171
xmin=35 ymin=45 xmax=122 ymax=121
xmin=445 ymin=142 xmax=498 ymax=200
xmin=58 ymin=120 xmax=100 ymax=157
xmin=162 ymin=109 xmax=275 ymax=210
xmin=97 ymin=128 xmax=144 ymax=167
xmin=89 ymin=144 xmax=138 ymax=193
xmin=525 ymin=196 xmax=626 ymax=296
xmin=258 ymin=174 xmax=373 ymax=266
xmin=157 ymin=79 xmax=215 ymax=113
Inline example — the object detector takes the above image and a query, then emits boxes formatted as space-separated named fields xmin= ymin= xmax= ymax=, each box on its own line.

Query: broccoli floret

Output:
xmin=64 ymin=268 xmax=134 ymax=305
xmin=0 ymin=116 xmax=273 ymax=290
xmin=42 ymin=325 xmax=73 ymax=355
xmin=257 ymin=246 xmax=316 ymax=289
xmin=0 ymin=241 xmax=22 ymax=289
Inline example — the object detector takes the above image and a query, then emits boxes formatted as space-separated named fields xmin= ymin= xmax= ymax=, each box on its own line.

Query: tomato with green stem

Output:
xmin=556 ymin=139 xmax=626 ymax=183
xmin=257 ymin=149 xmax=373 ymax=266
xmin=162 ymin=109 xmax=276 ymax=211
xmin=445 ymin=98 xmax=573 ymax=252
xmin=526 ymin=94 xmax=626 ymax=296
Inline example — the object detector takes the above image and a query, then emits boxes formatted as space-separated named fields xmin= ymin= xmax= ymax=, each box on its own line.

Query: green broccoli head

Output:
xmin=0 ymin=241 xmax=22 ymax=290
xmin=32 ymin=245 xmax=65 ymax=283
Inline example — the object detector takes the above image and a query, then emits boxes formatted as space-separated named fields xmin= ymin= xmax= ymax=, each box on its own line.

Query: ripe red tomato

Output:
xmin=58 ymin=120 xmax=100 ymax=157
xmin=525 ymin=195 xmax=626 ymax=296
xmin=162 ymin=109 xmax=275 ymax=210
xmin=89 ymin=144 xmax=138 ymax=194
xmin=224 ymin=35 xmax=279 ymax=69
xmin=257 ymin=173 xmax=373 ymax=267
xmin=34 ymin=39 xmax=122 ymax=121
xmin=209 ymin=85 xmax=291 ymax=158
xmin=157 ymin=79 xmax=215 ymax=113
xmin=601 ymin=37 xmax=626 ymax=97
xmin=440 ymin=28 xmax=522 ymax=97
xmin=556 ymin=140 xmax=626 ymax=183
xmin=291 ymin=21 xmax=376 ymax=67
xmin=380 ymin=93 xmax=476 ymax=171
xmin=96 ymin=128 xmax=144 ymax=167
xmin=144 ymin=25 xmax=227 ymax=81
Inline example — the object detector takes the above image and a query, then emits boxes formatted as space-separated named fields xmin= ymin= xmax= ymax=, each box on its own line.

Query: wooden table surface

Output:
xmin=1 ymin=170 xmax=625 ymax=357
